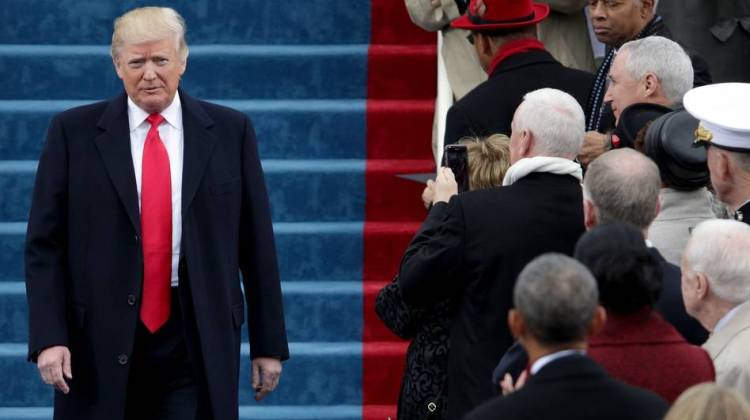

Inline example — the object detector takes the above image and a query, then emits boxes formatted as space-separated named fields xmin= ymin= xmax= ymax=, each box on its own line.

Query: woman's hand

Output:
xmin=433 ymin=167 xmax=459 ymax=204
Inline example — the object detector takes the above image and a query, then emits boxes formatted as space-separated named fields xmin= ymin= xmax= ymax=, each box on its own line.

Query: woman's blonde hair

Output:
xmin=664 ymin=383 xmax=750 ymax=420
xmin=111 ymin=7 xmax=189 ymax=61
xmin=460 ymin=134 xmax=511 ymax=191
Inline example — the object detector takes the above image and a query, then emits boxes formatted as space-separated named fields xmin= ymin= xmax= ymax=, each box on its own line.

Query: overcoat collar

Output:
xmin=704 ymin=301 xmax=750 ymax=359
xmin=93 ymin=89 xmax=216 ymax=234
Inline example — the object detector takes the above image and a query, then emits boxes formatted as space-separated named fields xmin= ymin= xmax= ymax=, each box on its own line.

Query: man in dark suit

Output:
xmin=465 ymin=253 xmax=668 ymax=420
xmin=399 ymin=88 xmax=587 ymax=419
xmin=25 ymin=7 xmax=288 ymax=420
xmin=443 ymin=0 xmax=593 ymax=146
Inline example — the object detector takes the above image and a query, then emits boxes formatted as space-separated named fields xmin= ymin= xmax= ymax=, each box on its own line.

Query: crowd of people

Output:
xmin=377 ymin=0 xmax=750 ymax=419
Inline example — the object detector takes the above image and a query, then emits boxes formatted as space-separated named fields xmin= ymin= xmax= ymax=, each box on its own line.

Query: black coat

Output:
xmin=443 ymin=50 xmax=593 ymax=145
xmin=375 ymin=204 xmax=455 ymax=420
xmin=25 ymin=90 xmax=289 ymax=420
xmin=398 ymin=173 xmax=586 ymax=419
xmin=465 ymin=355 xmax=669 ymax=420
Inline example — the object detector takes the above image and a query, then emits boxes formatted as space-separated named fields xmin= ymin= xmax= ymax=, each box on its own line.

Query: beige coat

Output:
xmin=704 ymin=301 xmax=750 ymax=401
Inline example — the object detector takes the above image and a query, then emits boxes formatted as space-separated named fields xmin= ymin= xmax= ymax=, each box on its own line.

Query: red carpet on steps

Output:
xmin=363 ymin=1 xmax=437 ymax=419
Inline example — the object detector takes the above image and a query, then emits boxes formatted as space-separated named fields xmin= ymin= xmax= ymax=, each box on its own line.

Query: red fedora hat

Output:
xmin=452 ymin=0 xmax=550 ymax=31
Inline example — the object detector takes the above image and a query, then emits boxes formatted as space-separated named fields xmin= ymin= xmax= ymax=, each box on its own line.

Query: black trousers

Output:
xmin=125 ymin=287 xmax=212 ymax=420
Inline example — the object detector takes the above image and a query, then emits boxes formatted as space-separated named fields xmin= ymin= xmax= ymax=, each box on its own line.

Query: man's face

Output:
xmin=113 ymin=38 xmax=186 ymax=114
xmin=603 ymin=51 xmax=642 ymax=122
xmin=707 ymin=146 xmax=730 ymax=203
xmin=589 ymin=0 xmax=647 ymax=47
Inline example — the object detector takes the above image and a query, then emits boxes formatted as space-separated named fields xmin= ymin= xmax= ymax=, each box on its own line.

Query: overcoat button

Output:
xmin=118 ymin=354 xmax=128 ymax=365
xmin=127 ymin=295 xmax=136 ymax=306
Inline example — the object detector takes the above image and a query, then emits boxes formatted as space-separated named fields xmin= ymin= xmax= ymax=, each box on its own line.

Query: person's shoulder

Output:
xmin=54 ymin=98 xmax=112 ymax=123
xmin=616 ymin=380 xmax=670 ymax=415
xmin=191 ymin=98 xmax=248 ymax=125
xmin=464 ymin=393 xmax=523 ymax=420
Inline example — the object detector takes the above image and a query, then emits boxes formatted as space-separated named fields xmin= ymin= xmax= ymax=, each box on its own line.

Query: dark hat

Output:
xmin=451 ymin=0 xmax=550 ymax=31
xmin=613 ymin=103 xmax=672 ymax=150
xmin=644 ymin=110 xmax=710 ymax=191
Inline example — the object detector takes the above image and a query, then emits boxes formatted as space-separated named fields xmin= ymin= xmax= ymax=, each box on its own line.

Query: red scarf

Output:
xmin=486 ymin=38 xmax=546 ymax=76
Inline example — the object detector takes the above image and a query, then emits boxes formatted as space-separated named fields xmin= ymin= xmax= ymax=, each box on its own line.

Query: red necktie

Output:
xmin=140 ymin=113 xmax=172 ymax=333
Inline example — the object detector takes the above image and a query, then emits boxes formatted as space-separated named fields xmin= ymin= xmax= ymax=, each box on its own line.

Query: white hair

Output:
xmin=618 ymin=36 xmax=693 ymax=105
xmin=684 ymin=219 xmax=750 ymax=303
xmin=111 ymin=7 xmax=189 ymax=61
xmin=513 ymin=88 xmax=585 ymax=158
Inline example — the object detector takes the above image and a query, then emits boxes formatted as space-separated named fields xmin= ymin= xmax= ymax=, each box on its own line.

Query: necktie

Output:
xmin=140 ymin=113 xmax=172 ymax=333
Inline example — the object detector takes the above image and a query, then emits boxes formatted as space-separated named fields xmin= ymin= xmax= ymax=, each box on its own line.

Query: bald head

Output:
xmin=583 ymin=149 xmax=661 ymax=230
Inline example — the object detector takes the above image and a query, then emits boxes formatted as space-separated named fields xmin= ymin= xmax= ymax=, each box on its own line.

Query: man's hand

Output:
xmin=433 ymin=167 xmax=459 ymax=204
xmin=252 ymin=357 xmax=282 ymax=401
xmin=499 ymin=370 xmax=528 ymax=396
xmin=37 ymin=345 xmax=72 ymax=394
xmin=578 ymin=131 xmax=610 ymax=167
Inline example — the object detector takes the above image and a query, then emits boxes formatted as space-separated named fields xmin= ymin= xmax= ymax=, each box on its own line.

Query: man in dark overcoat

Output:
xmin=25 ymin=6 xmax=288 ymax=420
xmin=443 ymin=0 xmax=594 ymax=146
xmin=399 ymin=88 xmax=587 ymax=419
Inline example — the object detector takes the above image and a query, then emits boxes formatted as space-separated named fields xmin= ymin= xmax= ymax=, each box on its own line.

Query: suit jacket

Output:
xmin=589 ymin=309 xmax=714 ymax=403
xmin=465 ymin=355 xmax=669 ymax=420
xmin=25 ymin=90 xmax=289 ymax=420
xmin=736 ymin=200 xmax=750 ymax=226
xmin=399 ymin=172 xmax=586 ymax=419
xmin=443 ymin=49 xmax=593 ymax=145
xmin=650 ymin=247 xmax=709 ymax=345
xmin=704 ymin=301 xmax=750 ymax=401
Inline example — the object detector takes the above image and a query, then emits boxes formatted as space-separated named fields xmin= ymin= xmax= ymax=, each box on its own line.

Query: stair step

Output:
xmin=0 ymin=281 xmax=363 ymax=343
xmin=0 ymin=221 xmax=366 ymax=283
xmin=0 ymin=99 xmax=433 ymax=161
xmin=1 ymin=45 xmax=368 ymax=100
xmin=0 ymin=0 xmax=372 ymax=46
xmin=0 ymin=405 xmax=368 ymax=420
xmin=0 ymin=342 xmax=363 ymax=406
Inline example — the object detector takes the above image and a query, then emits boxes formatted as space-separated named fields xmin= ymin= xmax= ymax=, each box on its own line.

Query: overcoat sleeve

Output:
xmin=25 ymin=115 xmax=71 ymax=361
xmin=398 ymin=198 xmax=466 ymax=306
xmin=238 ymin=117 xmax=290 ymax=361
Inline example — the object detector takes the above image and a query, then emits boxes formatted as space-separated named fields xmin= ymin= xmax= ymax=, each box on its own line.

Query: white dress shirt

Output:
xmin=128 ymin=95 xmax=183 ymax=287
xmin=530 ymin=349 xmax=586 ymax=375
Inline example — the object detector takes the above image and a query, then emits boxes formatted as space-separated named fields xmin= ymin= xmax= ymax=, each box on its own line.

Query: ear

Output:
xmin=477 ymin=32 xmax=494 ymax=59
xmin=508 ymin=309 xmax=526 ymax=340
xmin=694 ymin=272 xmax=710 ymax=301
xmin=112 ymin=55 xmax=124 ymax=80
xmin=583 ymin=198 xmax=598 ymax=230
xmin=588 ymin=305 xmax=607 ymax=338
xmin=642 ymin=73 xmax=660 ymax=98
xmin=713 ymin=149 xmax=732 ymax=184
xmin=653 ymin=195 xmax=661 ymax=219
xmin=639 ymin=0 xmax=655 ymax=17
xmin=519 ymin=129 xmax=533 ymax=158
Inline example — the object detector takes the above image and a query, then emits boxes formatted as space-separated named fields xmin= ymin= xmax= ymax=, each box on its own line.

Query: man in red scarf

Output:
xmin=443 ymin=0 xmax=593 ymax=146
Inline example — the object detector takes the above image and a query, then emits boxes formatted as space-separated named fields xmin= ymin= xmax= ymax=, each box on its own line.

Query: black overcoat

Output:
xmin=25 ymin=90 xmax=289 ymax=420
xmin=398 ymin=172 xmax=586 ymax=419
xmin=443 ymin=49 xmax=594 ymax=145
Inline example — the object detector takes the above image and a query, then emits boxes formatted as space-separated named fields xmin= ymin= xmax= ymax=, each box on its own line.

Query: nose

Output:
xmin=143 ymin=63 xmax=157 ymax=81
xmin=590 ymin=1 xmax=606 ymax=20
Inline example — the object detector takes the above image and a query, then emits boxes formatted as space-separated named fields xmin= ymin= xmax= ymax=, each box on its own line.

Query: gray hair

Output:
xmin=513 ymin=88 xmax=586 ymax=159
xmin=684 ymin=219 xmax=750 ymax=303
xmin=111 ymin=7 xmax=189 ymax=61
xmin=514 ymin=253 xmax=599 ymax=346
xmin=618 ymin=36 xmax=693 ymax=105
xmin=583 ymin=149 xmax=661 ymax=230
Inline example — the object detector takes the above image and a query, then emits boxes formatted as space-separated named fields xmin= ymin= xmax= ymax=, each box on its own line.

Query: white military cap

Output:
xmin=683 ymin=83 xmax=750 ymax=151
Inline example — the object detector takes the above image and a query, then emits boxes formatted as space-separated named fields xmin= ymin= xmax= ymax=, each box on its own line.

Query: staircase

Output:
xmin=0 ymin=1 xmax=435 ymax=418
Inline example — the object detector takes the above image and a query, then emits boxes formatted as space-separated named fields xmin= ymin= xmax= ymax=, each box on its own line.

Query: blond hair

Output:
xmin=111 ymin=7 xmax=189 ymax=61
xmin=664 ymin=383 xmax=750 ymax=420
xmin=460 ymin=134 xmax=511 ymax=191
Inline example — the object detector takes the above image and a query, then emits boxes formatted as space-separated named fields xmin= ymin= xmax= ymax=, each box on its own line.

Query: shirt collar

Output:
xmin=127 ymin=93 xmax=182 ymax=132
xmin=714 ymin=301 xmax=749 ymax=333
xmin=530 ymin=349 xmax=585 ymax=375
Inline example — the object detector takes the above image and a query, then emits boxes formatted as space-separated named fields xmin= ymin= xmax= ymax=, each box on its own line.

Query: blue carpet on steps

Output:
xmin=0 ymin=100 xmax=367 ymax=160
xmin=1 ymin=45 xmax=367 ymax=100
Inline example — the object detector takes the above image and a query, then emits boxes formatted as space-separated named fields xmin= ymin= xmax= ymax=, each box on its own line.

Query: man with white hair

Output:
xmin=579 ymin=36 xmax=694 ymax=165
xmin=25 ymin=7 xmax=288 ymax=420
xmin=681 ymin=219 xmax=750 ymax=400
xmin=399 ymin=88 xmax=587 ymax=419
